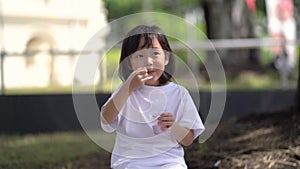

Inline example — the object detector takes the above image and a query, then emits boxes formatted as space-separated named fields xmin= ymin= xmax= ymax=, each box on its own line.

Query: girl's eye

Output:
xmin=136 ymin=54 xmax=144 ymax=58
xmin=153 ymin=51 xmax=160 ymax=56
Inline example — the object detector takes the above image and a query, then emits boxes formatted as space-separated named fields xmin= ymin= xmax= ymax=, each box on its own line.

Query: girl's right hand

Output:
xmin=125 ymin=67 xmax=151 ymax=94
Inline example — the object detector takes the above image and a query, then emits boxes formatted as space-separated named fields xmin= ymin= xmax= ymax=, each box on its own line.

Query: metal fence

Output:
xmin=0 ymin=38 xmax=298 ymax=95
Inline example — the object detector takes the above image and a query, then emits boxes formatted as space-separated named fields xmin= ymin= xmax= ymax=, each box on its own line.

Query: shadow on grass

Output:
xmin=185 ymin=108 xmax=300 ymax=169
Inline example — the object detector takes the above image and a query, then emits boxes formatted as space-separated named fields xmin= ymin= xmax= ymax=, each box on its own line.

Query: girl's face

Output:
xmin=129 ymin=37 xmax=169 ymax=86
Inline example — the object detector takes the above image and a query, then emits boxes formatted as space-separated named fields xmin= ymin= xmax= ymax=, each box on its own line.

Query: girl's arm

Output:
xmin=101 ymin=81 xmax=131 ymax=124
xmin=101 ymin=67 xmax=150 ymax=124
xmin=170 ymin=123 xmax=194 ymax=146
xmin=158 ymin=113 xmax=194 ymax=146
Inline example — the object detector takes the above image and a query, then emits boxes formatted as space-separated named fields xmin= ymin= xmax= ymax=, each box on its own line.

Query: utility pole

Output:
xmin=0 ymin=0 xmax=5 ymax=95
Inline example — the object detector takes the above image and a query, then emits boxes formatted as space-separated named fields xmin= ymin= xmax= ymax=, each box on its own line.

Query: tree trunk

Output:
xmin=202 ymin=0 xmax=261 ymax=76
xmin=296 ymin=56 xmax=300 ymax=112
xmin=203 ymin=0 xmax=232 ymax=65
xmin=293 ymin=0 xmax=300 ymax=113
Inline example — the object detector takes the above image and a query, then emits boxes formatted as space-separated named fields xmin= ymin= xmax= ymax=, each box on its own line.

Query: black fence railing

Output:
xmin=0 ymin=90 xmax=295 ymax=134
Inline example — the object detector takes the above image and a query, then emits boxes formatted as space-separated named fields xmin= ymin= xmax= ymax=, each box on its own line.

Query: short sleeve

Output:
xmin=176 ymin=88 xmax=205 ymax=139
xmin=100 ymin=112 xmax=119 ymax=133
xmin=100 ymin=86 xmax=122 ymax=133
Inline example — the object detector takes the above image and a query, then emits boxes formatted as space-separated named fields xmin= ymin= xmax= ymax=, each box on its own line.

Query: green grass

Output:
xmin=101 ymin=47 xmax=300 ymax=91
xmin=2 ymin=47 xmax=299 ymax=95
xmin=105 ymin=48 xmax=121 ymax=79
xmin=0 ymin=131 xmax=107 ymax=169
xmin=5 ymin=85 xmax=104 ymax=95
xmin=3 ymin=70 xmax=298 ymax=95
xmin=201 ymin=71 xmax=297 ymax=91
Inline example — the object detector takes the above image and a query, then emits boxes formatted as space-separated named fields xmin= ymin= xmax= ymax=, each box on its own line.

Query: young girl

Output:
xmin=101 ymin=25 xmax=205 ymax=169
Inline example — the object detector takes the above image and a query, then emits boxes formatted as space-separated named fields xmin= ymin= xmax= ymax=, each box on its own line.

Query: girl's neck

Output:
xmin=145 ymin=81 xmax=170 ymax=87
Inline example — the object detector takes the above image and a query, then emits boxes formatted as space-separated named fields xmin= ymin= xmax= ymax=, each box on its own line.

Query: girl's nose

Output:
xmin=145 ymin=56 xmax=153 ymax=66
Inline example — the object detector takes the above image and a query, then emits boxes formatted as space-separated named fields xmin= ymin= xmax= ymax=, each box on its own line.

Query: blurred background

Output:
xmin=0 ymin=0 xmax=299 ymax=168
xmin=0 ymin=0 xmax=299 ymax=94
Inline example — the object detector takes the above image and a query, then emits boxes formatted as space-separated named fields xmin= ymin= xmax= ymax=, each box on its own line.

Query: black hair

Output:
xmin=118 ymin=25 xmax=175 ymax=85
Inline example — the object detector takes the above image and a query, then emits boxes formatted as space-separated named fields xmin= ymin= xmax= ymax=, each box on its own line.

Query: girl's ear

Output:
xmin=164 ymin=52 xmax=170 ymax=66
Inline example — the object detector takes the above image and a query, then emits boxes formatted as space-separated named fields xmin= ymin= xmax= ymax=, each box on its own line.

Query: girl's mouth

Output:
xmin=147 ymin=70 xmax=155 ymax=75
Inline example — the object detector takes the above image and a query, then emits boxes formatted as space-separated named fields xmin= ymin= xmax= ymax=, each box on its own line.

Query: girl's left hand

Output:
xmin=157 ymin=112 xmax=175 ymax=131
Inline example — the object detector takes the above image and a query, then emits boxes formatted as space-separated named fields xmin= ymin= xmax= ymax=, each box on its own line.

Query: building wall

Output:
xmin=1 ymin=0 xmax=108 ymax=87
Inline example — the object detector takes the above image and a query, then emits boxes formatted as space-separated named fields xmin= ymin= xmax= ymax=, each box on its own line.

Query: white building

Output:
xmin=1 ymin=0 xmax=108 ymax=88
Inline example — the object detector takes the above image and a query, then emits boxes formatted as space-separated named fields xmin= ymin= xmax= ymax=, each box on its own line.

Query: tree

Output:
xmin=294 ymin=0 xmax=300 ymax=112
xmin=202 ymin=0 xmax=261 ymax=74
xmin=103 ymin=0 xmax=200 ymax=21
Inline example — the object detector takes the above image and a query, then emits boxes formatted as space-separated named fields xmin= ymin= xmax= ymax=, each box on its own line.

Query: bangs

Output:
xmin=139 ymin=34 xmax=156 ymax=49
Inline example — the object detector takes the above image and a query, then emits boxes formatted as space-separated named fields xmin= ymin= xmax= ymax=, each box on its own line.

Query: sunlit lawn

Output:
xmin=4 ymin=70 xmax=298 ymax=95
xmin=3 ymin=47 xmax=299 ymax=95
xmin=0 ymin=131 xmax=109 ymax=169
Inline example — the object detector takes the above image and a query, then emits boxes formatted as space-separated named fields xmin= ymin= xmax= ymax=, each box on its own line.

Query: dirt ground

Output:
xmin=67 ymin=109 xmax=300 ymax=169
xmin=185 ymin=108 xmax=300 ymax=169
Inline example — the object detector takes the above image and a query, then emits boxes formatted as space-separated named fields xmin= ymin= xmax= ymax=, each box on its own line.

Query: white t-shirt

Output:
xmin=101 ymin=82 xmax=205 ymax=169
